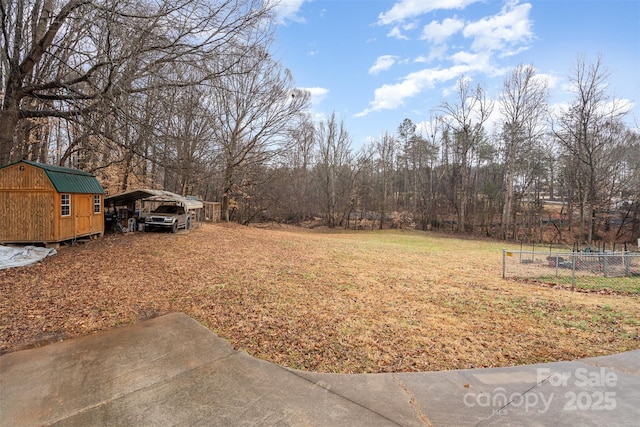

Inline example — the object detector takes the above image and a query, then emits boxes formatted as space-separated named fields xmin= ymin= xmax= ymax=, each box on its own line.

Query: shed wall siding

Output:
xmin=0 ymin=164 xmax=52 ymax=190
xmin=0 ymin=191 xmax=56 ymax=241
xmin=0 ymin=164 xmax=57 ymax=242
xmin=0 ymin=163 xmax=104 ymax=243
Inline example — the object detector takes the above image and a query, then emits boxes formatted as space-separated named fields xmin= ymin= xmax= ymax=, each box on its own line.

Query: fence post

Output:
xmin=502 ymin=249 xmax=506 ymax=279
xmin=555 ymin=254 xmax=559 ymax=277
xmin=571 ymin=252 xmax=576 ymax=289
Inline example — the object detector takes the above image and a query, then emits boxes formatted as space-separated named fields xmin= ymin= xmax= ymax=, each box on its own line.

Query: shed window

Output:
xmin=94 ymin=195 xmax=101 ymax=213
xmin=61 ymin=194 xmax=71 ymax=216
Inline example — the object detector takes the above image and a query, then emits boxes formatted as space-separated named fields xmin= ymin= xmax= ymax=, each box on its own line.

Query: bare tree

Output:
xmin=439 ymin=76 xmax=493 ymax=232
xmin=372 ymin=132 xmax=396 ymax=229
xmin=624 ymin=130 xmax=640 ymax=240
xmin=499 ymin=64 xmax=549 ymax=239
xmin=163 ymin=85 xmax=213 ymax=195
xmin=235 ymin=113 xmax=317 ymax=224
xmin=0 ymin=0 xmax=272 ymax=166
xmin=398 ymin=118 xmax=431 ymax=220
xmin=415 ymin=116 xmax=442 ymax=229
xmin=315 ymin=112 xmax=359 ymax=228
xmin=397 ymin=119 xmax=414 ymax=211
xmin=208 ymin=40 xmax=311 ymax=221
xmin=552 ymin=55 xmax=630 ymax=244
xmin=280 ymin=113 xmax=316 ymax=223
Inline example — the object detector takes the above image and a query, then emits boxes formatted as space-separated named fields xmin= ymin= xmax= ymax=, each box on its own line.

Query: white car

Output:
xmin=144 ymin=205 xmax=190 ymax=233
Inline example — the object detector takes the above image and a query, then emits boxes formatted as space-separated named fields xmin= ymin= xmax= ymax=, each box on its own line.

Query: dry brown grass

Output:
xmin=1 ymin=223 xmax=639 ymax=373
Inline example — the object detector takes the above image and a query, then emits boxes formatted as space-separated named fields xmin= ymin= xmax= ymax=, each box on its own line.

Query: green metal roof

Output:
xmin=2 ymin=160 xmax=105 ymax=194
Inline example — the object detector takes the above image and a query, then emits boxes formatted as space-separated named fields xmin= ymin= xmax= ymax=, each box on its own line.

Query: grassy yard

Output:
xmin=1 ymin=223 xmax=639 ymax=373
xmin=535 ymin=276 xmax=640 ymax=294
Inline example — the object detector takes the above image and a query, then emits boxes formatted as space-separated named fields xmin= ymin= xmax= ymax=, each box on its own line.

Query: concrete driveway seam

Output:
xmin=391 ymin=373 xmax=432 ymax=426
xmin=284 ymin=366 xmax=409 ymax=426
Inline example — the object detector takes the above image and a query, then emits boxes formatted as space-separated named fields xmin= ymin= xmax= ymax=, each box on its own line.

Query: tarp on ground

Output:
xmin=0 ymin=245 xmax=56 ymax=270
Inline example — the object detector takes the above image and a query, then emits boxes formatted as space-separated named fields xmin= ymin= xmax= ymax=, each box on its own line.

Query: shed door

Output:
xmin=75 ymin=195 xmax=93 ymax=234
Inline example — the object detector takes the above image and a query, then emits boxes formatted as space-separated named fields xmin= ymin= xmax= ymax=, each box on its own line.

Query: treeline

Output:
xmin=1 ymin=1 xmax=639 ymax=244
xmin=238 ymin=64 xmax=640 ymax=247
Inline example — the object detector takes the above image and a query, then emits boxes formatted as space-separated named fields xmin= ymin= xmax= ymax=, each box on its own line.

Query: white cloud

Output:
xmin=426 ymin=44 xmax=449 ymax=61
xmin=421 ymin=17 xmax=464 ymax=44
xmin=387 ymin=26 xmax=409 ymax=40
xmin=440 ymin=79 xmax=459 ymax=99
xmin=378 ymin=0 xmax=480 ymax=25
xmin=415 ymin=118 xmax=440 ymax=139
xmin=533 ymin=72 xmax=559 ymax=90
xmin=616 ymin=99 xmax=635 ymax=116
xmin=483 ymin=99 xmax=503 ymax=136
xmin=301 ymin=87 xmax=329 ymax=105
xmin=369 ymin=55 xmax=399 ymax=74
xmin=463 ymin=2 xmax=533 ymax=54
xmin=548 ymin=101 xmax=571 ymax=120
xmin=312 ymin=111 xmax=328 ymax=124
xmin=450 ymin=50 xmax=481 ymax=66
xmin=270 ymin=0 xmax=307 ymax=24
xmin=387 ymin=21 xmax=419 ymax=40
xmin=361 ymin=1 xmax=536 ymax=118
xmin=356 ymin=65 xmax=473 ymax=116
xmin=551 ymin=98 xmax=635 ymax=120
xmin=453 ymin=51 xmax=496 ymax=76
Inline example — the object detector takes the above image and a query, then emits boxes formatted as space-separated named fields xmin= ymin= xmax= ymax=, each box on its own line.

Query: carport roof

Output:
xmin=105 ymin=189 xmax=203 ymax=210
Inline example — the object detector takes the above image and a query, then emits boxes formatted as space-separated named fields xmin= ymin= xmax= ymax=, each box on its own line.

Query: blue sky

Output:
xmin=271 ymin=0 xmax=640 ymax=147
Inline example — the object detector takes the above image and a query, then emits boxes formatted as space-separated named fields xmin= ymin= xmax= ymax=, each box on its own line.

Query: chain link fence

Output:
xmin=502 ymin=250 xmax=640 ymax=291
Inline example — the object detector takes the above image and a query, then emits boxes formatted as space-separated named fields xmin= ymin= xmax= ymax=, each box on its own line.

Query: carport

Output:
xmin=104 ymin=189 xmax=204 ymax=231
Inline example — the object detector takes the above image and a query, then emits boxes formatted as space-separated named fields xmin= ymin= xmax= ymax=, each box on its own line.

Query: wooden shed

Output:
xmin=0 ymin=160 xmax=105 ymax=244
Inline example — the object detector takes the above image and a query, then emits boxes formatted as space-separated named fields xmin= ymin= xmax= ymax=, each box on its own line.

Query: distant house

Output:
xmin=0 ymin=160 xmax=105 ymax=245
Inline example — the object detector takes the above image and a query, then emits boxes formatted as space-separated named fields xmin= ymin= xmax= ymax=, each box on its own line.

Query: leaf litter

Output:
xmin=1 ymin=223 xmax=639 ymax=373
